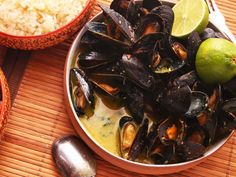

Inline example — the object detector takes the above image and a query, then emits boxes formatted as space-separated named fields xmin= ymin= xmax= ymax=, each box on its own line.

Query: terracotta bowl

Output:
xmin=0 ymin=69 xmax=10 ymax=139
xmin=64 ymin=1 xmax=234 ymax=175
xmin=0 ymin=0 xmax=95 ymax=50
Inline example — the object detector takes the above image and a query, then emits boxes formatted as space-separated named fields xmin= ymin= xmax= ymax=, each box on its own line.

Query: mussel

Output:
xmin=151 ymin=5 xmax=174 ymax=34
xmin=143 ymin=0 xmax=162 ymax=11
xmin=78 ymin=51 xmax=118 ymax=70
xmin=121 ymin=54 xmax=156 ymax=90
xmin=119 ymin=116 xmax=138 ymax=159
xmin=126 ymin=0 xmax=144 ymax=27
xmin=128 ymin=118 xmax=149 ymax=160
xmin=158 ymin=118 xmax=185 ymax=146
xmin=100 ymin=5 xmax=136 ymax=42
xmin=110 ymin=0 xmax=130 ymax=17
xmin=123 ymin=84 xmax=144 ymax=124
xmin=135 ymin=13 xmax=165 ymax=38
xmin=86 ymin=22 xmax=130 ymax=49
xmin=185 ymin=91 xmax=209 ymax=118
xmin=158 ymin=85 xmax=192 ymax=115
xmin=70 ymin=68 xmax=94 ymax=115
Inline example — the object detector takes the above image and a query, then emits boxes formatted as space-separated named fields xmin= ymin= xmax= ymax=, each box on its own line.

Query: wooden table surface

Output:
xmin=0 ymin=0 xmax=236 ymax=176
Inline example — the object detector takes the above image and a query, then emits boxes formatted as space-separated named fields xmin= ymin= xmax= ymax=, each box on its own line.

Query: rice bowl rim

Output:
xmin=0 ymin=0 xmax=91 ymax=39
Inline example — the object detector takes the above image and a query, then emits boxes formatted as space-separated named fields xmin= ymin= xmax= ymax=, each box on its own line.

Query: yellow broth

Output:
xmin=80 ymin=92 xmax=128 ymax=156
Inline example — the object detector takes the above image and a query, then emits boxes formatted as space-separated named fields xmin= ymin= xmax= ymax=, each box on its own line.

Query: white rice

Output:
xmin=0 ymin=0 xmax=87 ymax=36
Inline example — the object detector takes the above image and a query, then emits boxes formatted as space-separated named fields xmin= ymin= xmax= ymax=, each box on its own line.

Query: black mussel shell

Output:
xmin=70 ymin=68 xmax=94 ymax=115
xmin=200 ymin=28 xmax=216 ymax=41
xmin=110 ymin=0 xmax=131 ymax=17
xmin=198 ymin=86 xmax=222 ymax=145
xmin=151 ymin=5 xmax=174 ymax=34
xmin=172 ymin=71 xmax=198 ymax=88
xmin=89 ymin=74 xmax=122 ymax=96
xmin=121 ymin=54 xmax=155 ymax=90
xmin=119 ymin=116 xmax=138 ymax=159
xmin=152 ymin=37 xmax=187 ymax=74
xmin=135 ymin=14 xmax=165 ymax=39
xmin=180 ymin=141 xmax=205 ymax=161
xmin=186 ymin=124 xmax=206 ymax=145
xmin=78 ymin=51 xmax=117 ymax=70
xmin=187 ymin=31 xmax=202 ymax=66
xmin=158 ymin=118 xmax=185 ymax=146
xmin=99 ymin=5 xmax=136 ymax=42
xmin=185 ymin=91 xmax=209 ymax=118
xmin=222 ymin=97 xmax=236 ymax=116
xmin=219 ymin=98 xmax=236 ymax=131
xmin=144 ymin=122 xmax=158 ymax=154
xmin=124 ymin=84 xmax=144 ymax=124
xmin=223 ymin=77 xmax=236 ymax=97
xmin=80 ymin=32 xmax=103 ymax=50
xmin=86 ymin=22 xmax=130 ymax=49
xmin=128 ymin=118 xmax=149 ymax=161
xmin=158 ymin=85 xmax=192 ymax=115
xmin=132 ymin=32 xmax=164 ymax=55
xmin=143 ymin=0 xmax=162 ymax=11
xmin=126 ymin=0 xmax=144 ymax=27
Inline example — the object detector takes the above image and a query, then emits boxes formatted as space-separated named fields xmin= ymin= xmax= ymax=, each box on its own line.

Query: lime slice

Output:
xmin=171 ymin=0 xmax=209 ymax=38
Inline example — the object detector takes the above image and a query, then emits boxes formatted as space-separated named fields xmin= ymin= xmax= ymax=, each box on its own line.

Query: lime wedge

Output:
xmin=171 ymin=0 xmax=209 ymax=38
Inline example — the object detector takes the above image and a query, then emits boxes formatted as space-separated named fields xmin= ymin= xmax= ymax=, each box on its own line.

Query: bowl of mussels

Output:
xmin=64 ymin=0 xmax=236 ymax=174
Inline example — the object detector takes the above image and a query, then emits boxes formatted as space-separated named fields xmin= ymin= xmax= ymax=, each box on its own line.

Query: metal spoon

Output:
xmin=52 ymin=135 xmax=96 ymax=177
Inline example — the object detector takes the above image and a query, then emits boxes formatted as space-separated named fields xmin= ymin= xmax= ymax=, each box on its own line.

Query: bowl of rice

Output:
xmin=0 ymin=0 xmax=95 ymax=50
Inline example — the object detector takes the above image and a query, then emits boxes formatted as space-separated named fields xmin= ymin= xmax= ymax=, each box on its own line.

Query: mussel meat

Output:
xmin=119 ymin=116 xmax=138 ymax=159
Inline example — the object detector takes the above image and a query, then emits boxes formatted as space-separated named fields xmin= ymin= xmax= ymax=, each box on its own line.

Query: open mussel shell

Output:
xmin=132 ymin=32 xmax=164 ymax=56
xmin=185 ymin=91 xmax=209 ymax=118
xmin=78 ymin=51 xmax=117 ymax=70
xmin=150 ymin=5 xmax=174 ymax=34
xmin=119 ymin=116 xmax=138 ymax=159
xmin=151 ymin=37 xmax=187 ymax=74
xmin=70 ymin=68 xmax=94 ymax=115
xmin=158 ymin=118 xmax=185 ymax=146
xmin=151 ymin=56 xmax=185 ymax=74
xmin=143 ymin=0 xmax=162 ymax=11
xmin=158 ymin=85 xmax=192 ymax=115
xmin=86 ymin=22 xmax=131 ymax=49
xmin=89 ymin=74 xmax=122 ymax=97
xmin=121 ymin=54 xmax=155 ymax=90
xmin=144 ymin=122 xmax=158 ymax=154
xmin=99 ymin=5 xmax=136 ymax=42
xmin=110 ymin=0 xmax=130 ymax=17
xmin=222 ymin=98 xmax=236 ymax=116
xmin=148 ymin=143 xmax=176 ymax=164
xmin=135 ymin=13 xmax=165 ymax=39
xmin=197 ymin=86 xmax=222 ymax=145
xmin=219 ymin=98 xmax=236 ymax=131
xmin=128 ymin=118 xmax=149 ymax=161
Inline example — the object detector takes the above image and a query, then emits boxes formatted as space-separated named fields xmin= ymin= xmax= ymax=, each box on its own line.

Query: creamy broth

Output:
xmin=80 ymin=93 xmax=128 ymax=156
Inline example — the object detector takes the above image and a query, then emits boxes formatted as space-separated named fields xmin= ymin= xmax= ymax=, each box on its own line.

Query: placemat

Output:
xmin=0 ymin=0 xmax=236 ymax=176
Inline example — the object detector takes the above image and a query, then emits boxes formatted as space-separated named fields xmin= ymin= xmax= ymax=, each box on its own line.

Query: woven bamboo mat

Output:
xmin=0 ymin=0 xmax=235 ymax=176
